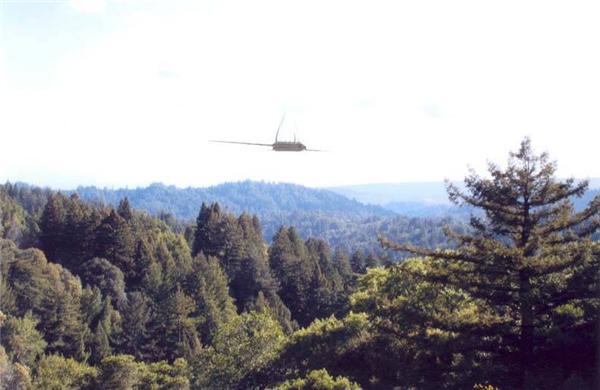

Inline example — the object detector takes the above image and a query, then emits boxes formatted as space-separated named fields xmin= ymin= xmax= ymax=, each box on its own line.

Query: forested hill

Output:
xmin=72 ymin=181 xmax=393 ymax=220
xmin=0 ymin=139 xmax=597 ymax=389
xmin=3 ymin=182 xmax=461 ymax=256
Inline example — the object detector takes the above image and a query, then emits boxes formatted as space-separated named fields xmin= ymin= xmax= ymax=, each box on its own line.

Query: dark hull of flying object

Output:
xmin=273 ymin=142 xmax=307 ymax=151
xmin=209 ymin=115 xmax=322 ymax=152
xmin=209 ymin=140 xmax=320 ymax=152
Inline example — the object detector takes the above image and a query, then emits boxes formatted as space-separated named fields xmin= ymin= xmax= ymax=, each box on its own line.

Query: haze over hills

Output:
xmin=328 ymin=178 xmax=600 ymax=216
xmin=8 ymin=179 xmax=596 ymax=254
xmin=328 ymin=178 xmax=600 ymax=205
xmin=67 ymin=181 xmax=460 ymax=254
xmin=327 ymin=182 xmax=454 ymax=205
xmin=72 ymin=181 xmax=393 ymax=220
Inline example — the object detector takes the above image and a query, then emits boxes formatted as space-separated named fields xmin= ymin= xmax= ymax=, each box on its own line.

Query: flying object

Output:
xmin=210 ymin=116 xmax=322 ymax=152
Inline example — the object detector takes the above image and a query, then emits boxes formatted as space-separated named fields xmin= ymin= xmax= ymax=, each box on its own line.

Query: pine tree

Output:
xmin=2 ymin=312 xmax=47 ymax=368
xmin=94 ymin=210 xmax=135 ymax=280
xmin=381 ymin=138 xmax=600 ymax=386
xmin=187 ymin=254 xmax=237 ymax=343
xmin=34 ymin=355 xmax=98 ymax=389
xmin=269 ymin=227 xmax=324 ymax=326
xmin=63 ymin=194 xmax=95 ymax=270
xmin=117 ymin=197 xmax=133 ymax=221
xmin=350 ymin=249 xmax=366 ymax=274
xmin=191 ymin=203 xmax=221 ymax=257
xmin=333 ymin=248 xmax=353 ymax=286
xmin=90 ymin=297 xmax=121 ymax=364
xmin=120 ymin=292 xmax=152 ymax=361
xmin=132 ymin=238 xmax=153 ymax=286
xmin=192 ymin=203 xmax=245 ymax=281
xmin=80 ymin=258 xmax=127 ymax=310
xmin=365 ymin=252 xmax=380 ymax=269
xmin=39 ymin=194 xmax=67 ymax=262
xmin=158 ymin=285 xmax=201 ymax=361
xmin=269 ymin=227 xmax=306 ymax=324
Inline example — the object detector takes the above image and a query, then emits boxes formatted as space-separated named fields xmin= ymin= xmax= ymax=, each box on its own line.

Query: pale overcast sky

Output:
xmin=1 ymin=0 xmax=599 ymax=189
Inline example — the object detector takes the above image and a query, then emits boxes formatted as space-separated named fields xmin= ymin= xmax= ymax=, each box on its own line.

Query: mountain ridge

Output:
xmin=71 ymin=180 xmax=394 ymax=221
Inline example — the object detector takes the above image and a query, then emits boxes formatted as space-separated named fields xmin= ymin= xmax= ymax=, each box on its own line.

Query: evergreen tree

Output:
xmin=94 ymin=210 xmax=135 ymax=280
xmin=63 ymin=194 xmax=91 ymax=269
xmin=192 ymin=203 xmax=245 ymax=278
xmin=131 ymin=238 xmax=153 ymax=287
xmin=270 ymin=229 xmax=348 ymax=325
xmin=34 ymin=355 xmax=98 ymax=389
xmin=39 ymin=194 xmax=99 ymax=270
xmin=350 ymin=249 xmax=366 ymax=274
xmin=5 ymin=244 xmax=89 ymax=360
xmin=117 ymin=197 xmax=133 ymax=221
xmin=1 ymin=312 xmax=47 ymax=368
xmin=89 ymin=297 xmax=121 ymax=364
xmin=333 ymin=248 xmax=354 ymax=288
xmin=365 ymin=251 xmax=380 ymax=269
xmin=186 ymin=254 xmax=237 ymax=343
xmin=191 ymin=310 xmax=285 ymax=389
xmin=305 ymin=238 xmax=346 ymax=319
xmin=8 ymin=363 xmax=32 ymax=390
xmin=39 ymin=194 xmax=67 ymax=262
xmin=269 ymin=227 xmax=314 ymax=326
xmin=191 ymin=203 xmax=221 ymax=258
xmin=273 ymin=369 xmax=361 ymax=390
xmin=247 ymin=291 xmax=296 ymax=334
xmin=381 ymin=138 xmax=600 ymax=387
xmin=96 ymin=355 xmax=140 ymax=389
xmin=158 ymin=285 xmax=201 ymax=361
xmin=120 ymin=292 xmax=153 ymax=361
xmin=80 ymin=258 xmax=127 ymax=309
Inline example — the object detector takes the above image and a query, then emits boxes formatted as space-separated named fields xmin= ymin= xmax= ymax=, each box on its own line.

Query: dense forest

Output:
xmin=71 ymin=181 xmax=393 ymax=220
xmin=0 ymin=139 xmax=598 ymax=389
xmin=5 ymin=180 xmax=465 ymax=256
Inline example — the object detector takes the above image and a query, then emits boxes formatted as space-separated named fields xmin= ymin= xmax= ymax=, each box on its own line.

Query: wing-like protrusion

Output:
xmin=275 ymin=114 xmax=285 ymax=143
xmin=210 ymin=140 xmax=273 ymax=147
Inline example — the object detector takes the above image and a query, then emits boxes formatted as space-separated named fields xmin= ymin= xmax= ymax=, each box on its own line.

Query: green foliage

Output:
xmin=120 ymin=292 xmax=153 ymax=361
xmin=0 ymin=346 xmax=9 ymax=387
xmin=80 ymin=257 xmax=127 ymax=308
xmin=34 ymin=354 xmax=98 ymax=389
xmin=2 ymin=240 xmax=88 ymax=360
xmin=157 ymin=285 xmax=201 ymax=361
xmin=9 ymin=362 xmax=32 ymax=390
xmin=71 ymin=181 xmax=461 ymax=257
xmin=350 ymin=262 xmax=500 ymax=388
xmin=97 ymin=355 xmax=189 ymax=389
xmin=2 ymin=140 xmax=597 ymax=389
xmin=96 ymin=355 xmax=141 ymax=389
xmin=192 ymin=204 xmax=302 ymax=331
xmin=89 ymin=297 xmax=122 ymax=364
xmin=94 ymin=209 xmax=136 ymax=279
xmin=138 ymin=358 xmax=190 ymax=389
xmin=74 ymin=181 xmax=391 ymax=221
xmin=1 ymin=312 xmax=47 ymax=368
xmin=186 ymin=254 xmax=237 ymax=343
xmin=272 ymin=368 xmax=361 ymax=390
xmin=117 ymin=197 xmax=133 ymax=221
xmin=191 ymin=310 xmax=284 ymax=389
xmin=39 ymin=193 xmax=100 ymax=270
xmin=262 ymin=312 xmax=372 ymax=387
xmin=0 ymin=187 xmax=37 ymax=247
xmin=380 ymin=138 xmax=600 ymax=388
xmin=269 ymin=227 xmax=349 ymax=326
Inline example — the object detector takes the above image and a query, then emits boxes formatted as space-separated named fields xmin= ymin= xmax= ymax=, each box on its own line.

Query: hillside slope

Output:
xmin=73 ymin=181 xmax=393 ymax=221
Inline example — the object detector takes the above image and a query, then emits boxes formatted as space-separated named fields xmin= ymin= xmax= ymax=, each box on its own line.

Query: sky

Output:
xmin=1 ymin=0 xmax=599 ymax=189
